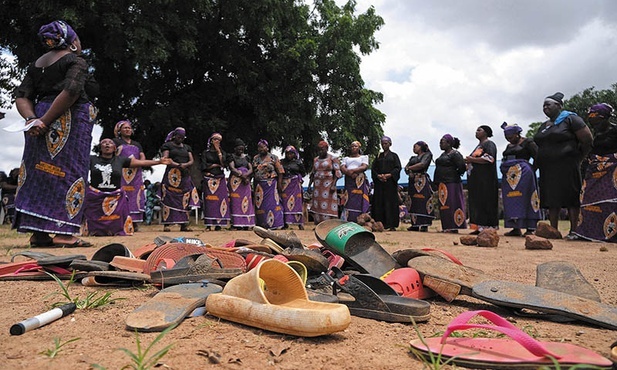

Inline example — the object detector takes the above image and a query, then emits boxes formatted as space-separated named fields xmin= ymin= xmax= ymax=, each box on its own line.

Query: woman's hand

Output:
xmin=159 ymin=157 xmax=172 ymax=165
xmin=26 ymin=119 xmax=48 ymax=136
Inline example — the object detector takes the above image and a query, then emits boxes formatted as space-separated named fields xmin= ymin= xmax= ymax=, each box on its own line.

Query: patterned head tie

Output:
xmin=207 ymin=132 xmax=223 ymax=150
xmin=350 ymin=141 xmax=361 ymax=147
xmin=285 ymin=145 xmax=299 ymax=159
xmin=257 ymin=139 xmax=269 ymax=148
xmin=114 ymin=120 xmax=132 ymax=138
xmin=38 ymin=20 xmax=77 ymax=50
xmin=500 ymin=121 xmax=522 ymax=136
xmin=588 ymin=103 xmax=614 ymax=119
xmin=317 ymin=140 xmax=329 ymax=149
xmin=165 ymin=127 xmax=186 ymax=142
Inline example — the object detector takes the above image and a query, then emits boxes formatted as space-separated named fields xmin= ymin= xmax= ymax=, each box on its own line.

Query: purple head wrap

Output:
xmin=257 ymin=139 xmax=269 ymax=148
xmin=165 ymin=127 xmax=186 ymax=142
xmin=284 ymin=145 xmax=299 ymax=159
xmin=441 ymin=134 xmax=454 ymax=144
xmin=114 ymin=120 xmax=132 ymax=138
xmin=500 ymin=122 xmax=522 ymax=136
xmin=38 ymin=20 xmax=77 ymax=50
xmin=207 ymin=132 xmax=223 ymax=150
xmin=381 ymin=136 xmax=392 ymax=143
xmin=588 ymin=103 xmax=614 ymax=119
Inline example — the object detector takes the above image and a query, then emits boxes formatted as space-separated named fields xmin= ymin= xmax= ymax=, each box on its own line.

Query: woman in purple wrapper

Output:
xmin=84 ymin=138 xmax=169 ymax=236
xmin=252 ymin=139 xmax=285 ymax=229
xmin=574 ymin=103 xmax=617 ymax=242
xmin=280 ymin=145 xmax=306 ymax=230
xmin=340 ymin=141 xmax=370 ymax=223
xmin=434 ymin=134 xmax=467 ymax=233
xmin=13 ymin=20 xmax=98 ymax=248
xmin=499 ymin=122 xmax=540 ymax=236
xmin=228 ymin=138 xmax=255 ymax=230
xmin=160 ymin=127 xmax=200 ymax=232
xmin=404 ymin=141 xmax=435 ymax=232
xmin=113 ymin=120 xmax=146 ymax=230
xmin=201 ymin=133 xmax=230 ymax=230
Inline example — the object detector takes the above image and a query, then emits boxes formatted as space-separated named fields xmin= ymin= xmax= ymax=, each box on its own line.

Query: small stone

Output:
xmin=460 ymin=235 xmax=477 ymax=246
xmin=600 ymin=246 xmax=608 ymax=252
xmin=535 ymin=222 xmax=563 ymax=239
xmin=525 ymin=235 xmax=553 ymax=250
xmin=477 ymin=229 xmax=499 ymax=247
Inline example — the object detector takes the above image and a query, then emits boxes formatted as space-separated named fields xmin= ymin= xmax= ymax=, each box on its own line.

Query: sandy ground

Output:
xmin=0 ymin=222 xmax=615 ymax=370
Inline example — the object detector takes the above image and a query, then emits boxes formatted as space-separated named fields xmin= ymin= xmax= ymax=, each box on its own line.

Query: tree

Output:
xmin=0 ymin=0 xmax=385 ymax=167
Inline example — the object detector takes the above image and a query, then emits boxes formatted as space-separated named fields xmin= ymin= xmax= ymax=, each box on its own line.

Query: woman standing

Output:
xmin=465 ymin=125 xmax=499 ymax=234
xmin=160 ymin=127 xmax=200 ymax=232
xmin=113 ymin=120 xmax=146 ymax=230
xmin=252 ymin=139 xmax=285 ymax=229
xmin=340 ymin=141 xmax=370 ymax=223
xmin=534 ymin=92 xmax=592 ymax=239
xmin=84 ymin=138 xmax=169 ymax=236
xmin=310 ymin=141 xmax=342 ymax=224
xmin=201 ymin=133 xmax=230 ymax=231
xmin=574 ymin=103 xmax=617 ymax=242
xmin=500 ymin=122 xmax=540 ymax=236
xmin=281 ymin=146 xmax=306 ymax=230
xmin=404 ymin=141 xmax=434 ymax=232
xmin=434 ymin=135 xmax=467 ymax=233
xmin=371 ymin=136 xmax=402 ymax=231
xmin=13 ymin=20 xmax=96 ymax=247
xmin=228 ymin=138 xmax=255 ymax=230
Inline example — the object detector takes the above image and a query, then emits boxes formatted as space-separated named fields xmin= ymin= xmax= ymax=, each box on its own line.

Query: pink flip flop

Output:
xmin=409 ymin=310 xmax=613 ymax=369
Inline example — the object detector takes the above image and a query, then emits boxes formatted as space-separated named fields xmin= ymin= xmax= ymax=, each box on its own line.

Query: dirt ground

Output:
xmin=0 ymin=222 xmax=615 ymax=370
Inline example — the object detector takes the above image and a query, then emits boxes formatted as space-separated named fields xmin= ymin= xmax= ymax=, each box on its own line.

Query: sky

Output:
xmin=2 ymin=0 xmax=617 ymax=181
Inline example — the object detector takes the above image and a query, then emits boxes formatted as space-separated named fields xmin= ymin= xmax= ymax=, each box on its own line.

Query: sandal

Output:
xmin=504 ymin=229 xmax=522 ymax=237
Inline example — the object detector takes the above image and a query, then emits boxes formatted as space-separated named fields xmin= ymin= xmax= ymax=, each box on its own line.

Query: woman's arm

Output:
xmin=129 ymin=157 xmax=171 ymax=168
xmin=575 ymin=125 xmax=593 ymax=159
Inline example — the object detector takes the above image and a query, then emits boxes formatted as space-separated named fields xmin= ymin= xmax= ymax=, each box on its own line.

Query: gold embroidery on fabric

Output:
xmin=65 ymin=178 xmax=86 ymax=219
xmin=35 ymin=161 xmax=66 ymax=177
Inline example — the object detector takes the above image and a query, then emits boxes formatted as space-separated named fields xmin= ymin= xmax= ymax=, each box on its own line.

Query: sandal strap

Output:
xmin=420 ymin=248 xmax=463 ymax=265
xmin=443 ymin=310 xmax=561 ymax=359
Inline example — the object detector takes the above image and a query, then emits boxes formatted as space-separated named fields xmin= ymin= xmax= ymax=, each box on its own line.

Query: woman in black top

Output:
xmin=201 ymin=133 xmax=230 ymax=230
xmin=371 ymin=136 xmax=402 ymax=231
xmin=534 ymin=92 xmax=593 ymax=239
xmin=404 ymin=141 xmax=434 ymax=232
xmin=465 ymin=125 xmax=499 ymax=234
xmin=434 ymin=134 xmax=467 ymax=233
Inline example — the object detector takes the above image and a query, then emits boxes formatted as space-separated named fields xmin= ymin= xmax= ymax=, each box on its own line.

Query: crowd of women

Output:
xmin=9 ymin=20 xmax=617 ymax=245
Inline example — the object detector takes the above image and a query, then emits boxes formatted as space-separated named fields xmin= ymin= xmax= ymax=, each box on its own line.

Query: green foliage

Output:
xmin=45 ymin=271 xmax=124 ymax=309
xmin=40 ymin=337 xmax=80 ymax=359
xmin=118 ymin=325 xmax=176 ymax=370
xmin=0 ymin=0 xmax=386 ymax=164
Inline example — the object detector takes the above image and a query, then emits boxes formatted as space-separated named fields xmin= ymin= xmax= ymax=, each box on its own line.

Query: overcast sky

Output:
xmin=2 ymin=0 xmax=617 ymax=181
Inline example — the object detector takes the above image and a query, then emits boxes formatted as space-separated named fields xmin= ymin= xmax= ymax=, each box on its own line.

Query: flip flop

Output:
xmin=253 ymin=226 xmax=303 ymax=249
xmin=126 ymin=282 xmax=223 ymax=332
xmin=91 ymin=243 xmax=134 ymax=263
xmin=409 ymin=310 xmax=613 ymax=369
xmin=392 ymin=248 xmax=464 ymax=267
xmin=10 ymin=251 xmax=54 ymax=262
xmin=206 ymin=259 xmax=351 ymax=337
xmin=150 ymin=253 xmax=244 ymax=287
xmin=323 ymin=267 xmax=431 ymax=323
xmin=280 ymin=247 xmax=329 ymax=274
xmin=143 ymin=243 xmax=209 ymax=274
xmin=0 ymin=261 xmax=78 ymax=281
xmin=81 ymin=271 xmax=151 ymax=287
xmin=472 ymin=280 xmax=617 ymax=330
xmin=314 ymin=219 xmax=398 ymax=277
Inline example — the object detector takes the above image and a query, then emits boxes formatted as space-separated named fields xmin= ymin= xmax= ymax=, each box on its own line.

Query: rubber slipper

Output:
xmin=0 ymin=262 xmax=78 ymax=280
xmin=407 ymin=255 xmax=488 ymax=301
xmin=169 ymin=236 xmax=205 ymax=246
xmin=126 ymin=282 xmax=223 ymax=332
xmin=110 ymin=256 xmax=146 ymax=273
xmin=206 ymin=259 xmax=351 ymax=337
xmin=134 ymin=243 xmax=158 ymax=260
xmin=259 ymin=238 xmax=285 ymax=254
xmin=314 ymin=219 xmax=398 ymax=277
xmin=150 ymin=253 xmax=244 ymax=287
xmin=81 ymin=271 xmax=151 ymax=287
xmin=323 ymin=267 xmax=431 ymax=323
xmin=280 ymin=247 xmax=329 ymax=274
xmin=143 ymin=243 xmax=210 ymax=274
xmin=91 ymin=243 xmax=134 ymax=263
xmin=37 ymin=254 xmax=87 ymax=268
xmin=409 ymin=310 xmax=613 ymax=369
xmin=472 ymin=280 xmax=617 ymax=330
xmin=382 ymin=267 xmax=435 ymax=299
xmin=392 ymin=248 xmax=464 ymax=267
xmin=10 ymin=251 xmax=55 ymax=262
xmin=253 ymin=226 xmax=303 ymax=249
xmin=70 ymin=259 xmax=110 ymax=272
